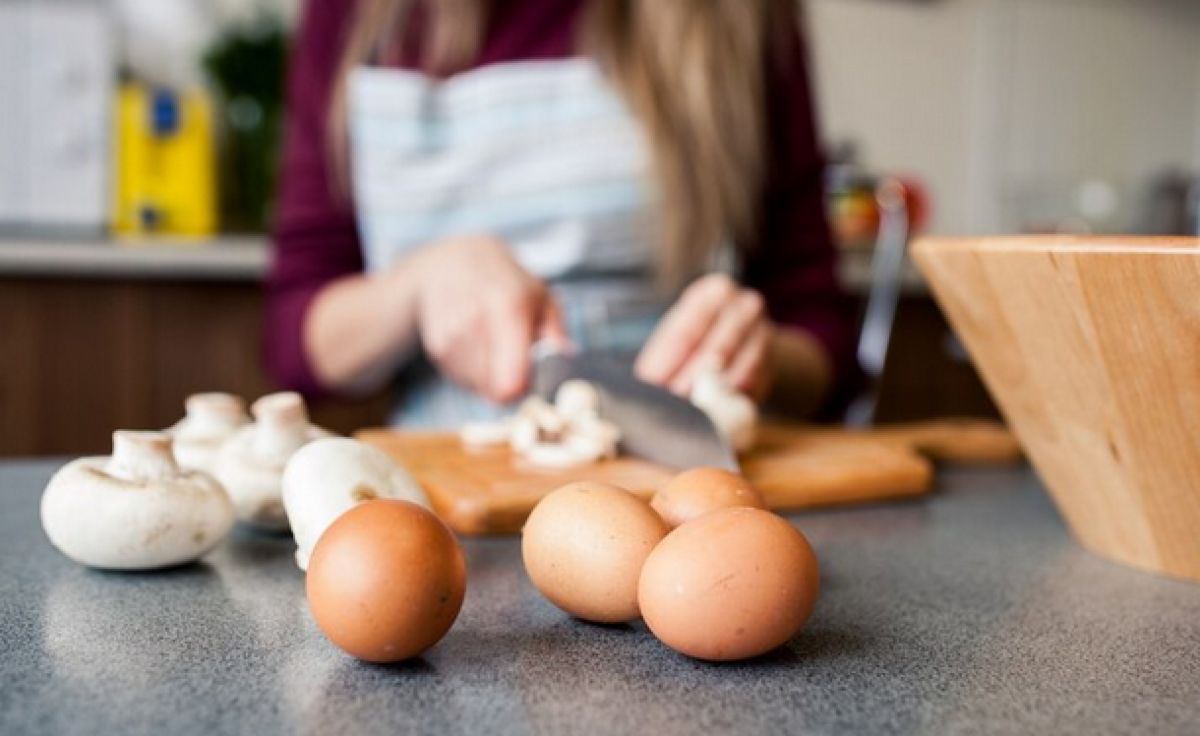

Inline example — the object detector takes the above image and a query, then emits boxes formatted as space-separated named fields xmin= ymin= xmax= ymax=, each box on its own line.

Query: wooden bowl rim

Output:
xmin=913 ymin=235 xmax=1200 ymax=256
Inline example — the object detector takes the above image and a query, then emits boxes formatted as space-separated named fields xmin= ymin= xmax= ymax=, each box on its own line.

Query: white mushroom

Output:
xmin=567 ymin=414 xmax=621 ymax=459
xmin=459 ymin=418 xmax=514 ymax=448
xmin=520 ymin=396 xmax=567 ymax=434
xmin=509 ymin=415 xmax=539 ymax=454
xmin=690 ymin=366 xmax=729 ymax=407
xmin=215 ymin=392 xmax=330 ymax=531
xmin=554 ymin=379 xmax=600 ymax=420
xmin=457 ymin=383 xmax=622 ymax=468
xmin=513 ymin=388 xmax=620 ymax=467
xmin=281 ymin=437 xmax=430 ymax=571
xmin=510 ymin=396 xmax=569 ymax=455
xmin=690 ymin=364 xmax=758 ymax=453
xmin=40 ymin=430 xmax=235 ymax=570
xmin=167 ymin=392 xmax=249 ymax=475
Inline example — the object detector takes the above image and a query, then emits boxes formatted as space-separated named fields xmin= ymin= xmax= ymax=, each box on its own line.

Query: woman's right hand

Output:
xmin=409 ymin=236 xmax=566 ymax=403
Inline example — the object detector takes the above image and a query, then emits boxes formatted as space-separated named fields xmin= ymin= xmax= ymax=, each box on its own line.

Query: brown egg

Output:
xmin=651 ymin=467 xmax=766 ymax=528
xmin=306 ymin=500 xmax=466 ymax=662
xmin=638 ymin=507 xmax=819 ymax=661
xmin=522 ymin=481 xmax=668 ymax=623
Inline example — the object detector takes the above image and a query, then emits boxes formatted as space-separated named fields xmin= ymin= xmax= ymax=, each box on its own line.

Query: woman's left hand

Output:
xmin=635 ymin=274 xmax=774 ymax=401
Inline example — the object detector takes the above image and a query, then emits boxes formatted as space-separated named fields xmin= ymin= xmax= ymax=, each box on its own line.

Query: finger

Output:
xmin=724 ymin=321 xmax=773 ymax=400
xmin=451 ymin=318 xmax=492 ymax=398
xmin=488 ymin=293 xmax=538 ymax=402
xmin=473 ymin=335 xmax=494 ymax=397
xmin=427 ymin=314 xmax=492 ymax=398
xmin=635 ymin=274 xmax=738 ymax=385
xmin=669 ymin=290 xmax=766 ymax=394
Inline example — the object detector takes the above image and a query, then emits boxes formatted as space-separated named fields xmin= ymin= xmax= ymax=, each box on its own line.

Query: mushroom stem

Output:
xmin=105 ymin=431 xmax=180 ymax=483
xmin=251 ymin=392 xmax=310 ymax=460
xmin=184 ymin=393 xmax=246 ymax=434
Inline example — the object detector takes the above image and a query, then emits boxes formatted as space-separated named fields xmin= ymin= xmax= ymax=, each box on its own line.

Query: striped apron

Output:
xmin=348 ymin=58 xmax=666 ymax=427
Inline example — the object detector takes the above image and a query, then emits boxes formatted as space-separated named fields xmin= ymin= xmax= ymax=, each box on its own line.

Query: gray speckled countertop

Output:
xmin=2 ymin=460 xmax=1198 ymax=735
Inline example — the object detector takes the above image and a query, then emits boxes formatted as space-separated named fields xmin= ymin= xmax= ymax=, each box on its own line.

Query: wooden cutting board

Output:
xmin=357 ymin=419 xmax=1021 ymax=534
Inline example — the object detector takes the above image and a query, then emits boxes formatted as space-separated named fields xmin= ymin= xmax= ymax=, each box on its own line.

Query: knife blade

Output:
xmin=532 ymin=346 xmax=739 ymax=471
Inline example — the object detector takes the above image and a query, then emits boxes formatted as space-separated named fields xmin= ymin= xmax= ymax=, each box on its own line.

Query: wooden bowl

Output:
xmin=913 ymin=236 xmax=1200 ymax=582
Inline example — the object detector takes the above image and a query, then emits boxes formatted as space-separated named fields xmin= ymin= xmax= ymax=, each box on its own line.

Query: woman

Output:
xmin=266 ymin=0 xmax=857 ymax=427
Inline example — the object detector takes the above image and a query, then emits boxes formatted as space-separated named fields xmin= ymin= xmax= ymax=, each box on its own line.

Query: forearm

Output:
xmin=766 ymin=326 xmax=833 ymax=418
xmin=303 ymin=260 xmax=422 ymax=396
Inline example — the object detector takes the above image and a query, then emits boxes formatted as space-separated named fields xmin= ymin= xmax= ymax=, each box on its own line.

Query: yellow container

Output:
xmin=112 ymin=84 xmax=217 ymax=239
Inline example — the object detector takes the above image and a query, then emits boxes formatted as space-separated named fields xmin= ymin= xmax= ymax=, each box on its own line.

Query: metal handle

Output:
xmin=846 ymin=178 xmax=910 ymax=427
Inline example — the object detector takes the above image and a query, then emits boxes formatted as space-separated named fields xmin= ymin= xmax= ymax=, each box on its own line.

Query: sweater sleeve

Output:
xmin=264 ymin=0 xmax=364 ymax=396
xmin=742 ymin=19 xmax=862 ymax=417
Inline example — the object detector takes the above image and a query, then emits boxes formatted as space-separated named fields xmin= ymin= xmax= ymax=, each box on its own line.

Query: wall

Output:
xmin=806 ymin=0 xmax=1200 ymax=235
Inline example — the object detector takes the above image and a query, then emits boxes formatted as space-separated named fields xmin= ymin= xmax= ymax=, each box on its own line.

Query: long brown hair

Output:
xmin=331 ymin=0 xmax=787 ymax=286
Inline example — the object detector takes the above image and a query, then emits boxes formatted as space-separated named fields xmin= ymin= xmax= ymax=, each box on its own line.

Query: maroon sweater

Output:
xmin=267 ymin=0 xmax=858 ymax=410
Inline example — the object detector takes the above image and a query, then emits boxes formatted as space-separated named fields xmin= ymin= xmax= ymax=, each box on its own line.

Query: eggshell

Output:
xmin=651 ymin=467 xmax=766 ymax=528
xmin=638 ymin=507 xmax=819 ymax=661
xmin=306 ymin=500 xmax=466 ymax=662
xmin=522 ymin=481 xmax=668 ymax=623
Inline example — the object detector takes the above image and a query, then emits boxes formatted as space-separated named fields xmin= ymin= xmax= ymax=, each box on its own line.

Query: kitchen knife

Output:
xmin=532 ymin=345 xmax=739 ymax=471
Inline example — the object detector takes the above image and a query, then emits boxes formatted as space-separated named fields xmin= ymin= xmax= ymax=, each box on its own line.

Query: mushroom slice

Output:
xmin=282 ymin=438 xmax=430 ymax=571
xmin=459 ymin=418 xmax=513 ymax=448
xmin=554 ymin=379 xmax=600 ymax=420
xmin=509 ymin=414 xmax=539 ymax=454
xmin=215 ymin=392 xmax=330 ymax=531
xmin=519 ymin=396 xmax=567 ymax=436
xmin=40 ymin=430 xmax=235 ymax=570
xmin=167 ymin=392 xmax=249 ymax=475
xmin=566 ymin=415 xmax=621 ymax=459
xmin=457 ymin=380 xmax=622 ymax=467
xmin=509 ymin=396 xmax=570 ymax=454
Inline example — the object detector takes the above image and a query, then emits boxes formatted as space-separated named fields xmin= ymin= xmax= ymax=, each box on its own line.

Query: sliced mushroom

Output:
xmin=457 ymin=382 xmax=622 ymax=468
xmin=215 ymin=392 xmax=330 ymax=531
xmin=459 ymin=418 xmax=514 ymax=448
xmin=510 ymin=396 xmax=569 ymax=454
xmin=282 ymin=437 xmax=431 ymax=571
xmin=521 ymin=396 xmax=568 ymax=436
xmin=566 ymin=414 xmax=621 ymax=460
xmin=40 ymin=430 xmax=235 ymax=570
xmin=554 ymin=379 xmax=600 ymax=420
xmin=509 ymin=414 xmax=540 ymax=455
xmin=167 ymin=392 xmax=249 ymax=475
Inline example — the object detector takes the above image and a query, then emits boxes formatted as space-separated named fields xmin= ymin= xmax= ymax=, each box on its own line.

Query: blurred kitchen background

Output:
xmin=3 ymin=0 xmax=1200 ymax=456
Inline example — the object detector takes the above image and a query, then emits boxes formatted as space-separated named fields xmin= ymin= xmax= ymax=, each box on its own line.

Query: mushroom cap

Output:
xmin=690 ymin=367 xmax=730 ymax=407
xmin=41 ymin=456 xmax=234 ymax=570
xmin=178 ymin=393 xmax=248 ymax=433
xmin=689 ymin=366 xmax=758 ymax=453
xmin=282 ymin=438 xmax=430 ymax=571
xmin=694 ymin=391 xmax=758 ymax=452
xmin=170 ymin=436 xmax=227 ymax=477
xmin=216 ymin=422 xmax=329 ymax=531
xmin=214 ymin=391 xmax=330 ymax=531
xmin=167 ymin=393 xmax=249 ymax=475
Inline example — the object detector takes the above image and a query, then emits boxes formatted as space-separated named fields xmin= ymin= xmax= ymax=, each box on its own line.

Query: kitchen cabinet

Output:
xmin=0 ymin=240 xmax=388 ymax=456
